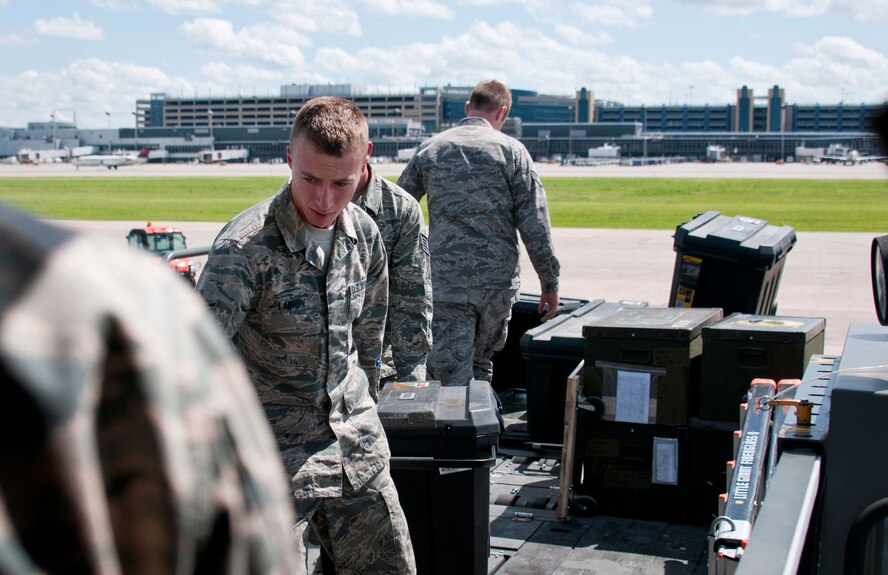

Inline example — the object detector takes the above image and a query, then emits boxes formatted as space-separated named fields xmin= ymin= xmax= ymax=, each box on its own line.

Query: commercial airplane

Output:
xmin=74 ymin=148 xmax=150 ymax=169
xmin=820 ymin=143 xmax=886 ymax=165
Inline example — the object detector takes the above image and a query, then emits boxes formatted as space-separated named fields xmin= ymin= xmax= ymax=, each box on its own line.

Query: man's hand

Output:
xmin=538 ymin=290 xmax=560 ymax=321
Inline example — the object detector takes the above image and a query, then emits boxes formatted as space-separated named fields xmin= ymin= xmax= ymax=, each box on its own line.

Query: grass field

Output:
xmin=0 ymin=176 xmax=884 ymax=231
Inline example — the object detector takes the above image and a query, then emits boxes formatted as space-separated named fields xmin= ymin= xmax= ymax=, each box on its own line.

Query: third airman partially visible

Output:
xmin=352 ymin=159 xmax=432 ymax=384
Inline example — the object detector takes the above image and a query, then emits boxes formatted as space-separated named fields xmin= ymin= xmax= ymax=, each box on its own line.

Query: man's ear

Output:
xmin=496 ymin=105 xmax=510 ymax=128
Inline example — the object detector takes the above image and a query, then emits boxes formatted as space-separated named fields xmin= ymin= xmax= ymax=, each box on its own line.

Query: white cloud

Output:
xmin=89 ymin=0 xmax=140 ymax=9
xmin=33 ymin=13 xmax=104 ymax=41
xmin=675 ymin=60 xmax=737 ymax=105
xmin=0 ymin=34 xmax=36 ymax=46
xmin=674 ymin=0 xmax=888 ymax=19
xmin=180 ymin=18 xmax=309 ymax=68
xmin=704 ymin=36 xmax=888 ymax=105
xmin=148 ymin=0 xmax=223 ymax=15
xmin=200 ymin=61 xmax=285 ymax=83
xmin=0 ymin=58 xmax=208 ymax=128
xmin=454 ymin=0 xmax=513 ymax=5
xmin=3 ymin=0 xmax=887 ymax=129
xmin=783 ymin=36 xmax=888 ymax=102
xmin=555 ymin=24 xmax=613 ymax=46
xmin=831 ymin=0 xmax=888 ymax=20
xmin=238 ymin=0 xmax=319 ymax=31
xmin=298 ymin=19 xmax=884 ymax=108
xmin=309 ymin=20 xmax=653 ymax=99
xmin=573 ymin=0 xmax=653 ymax=27
xmin=361 ymin=0 xmax=455 ymax=19
xmin=675 ymin=0 xmax=826 ymax=17
xmin=249 ymin=0 xmax=362 ymax=36
xmin=729 ymin=57 xmax=784 ymax=81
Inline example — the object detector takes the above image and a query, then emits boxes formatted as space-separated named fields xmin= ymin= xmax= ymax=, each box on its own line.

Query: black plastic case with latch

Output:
xmin=376 ymin=380 xmax=500 ymax=575
xmin=669 ymin=210 xmax=796 ymax=315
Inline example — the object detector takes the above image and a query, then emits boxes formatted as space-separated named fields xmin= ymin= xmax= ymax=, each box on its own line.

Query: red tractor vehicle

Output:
xmin=126 ymin=222 xmax=197 ymax=285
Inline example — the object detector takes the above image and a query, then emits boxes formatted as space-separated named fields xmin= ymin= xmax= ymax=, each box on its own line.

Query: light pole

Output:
xmin=105 ymin=111 xmax=111 ymax=129
xmin=50 ymin=112 xmax=56 ymax=146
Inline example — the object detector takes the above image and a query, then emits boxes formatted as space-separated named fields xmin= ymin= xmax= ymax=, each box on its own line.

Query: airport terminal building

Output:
xmin=2 ymin=84 xmax=884 ymax=164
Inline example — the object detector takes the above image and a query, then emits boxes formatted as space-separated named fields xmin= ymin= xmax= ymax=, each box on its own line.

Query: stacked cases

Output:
xmin=580 ymin=307 xmax=723 ymax=524
xmin=519 ymin=299 xmax=648 ymax=444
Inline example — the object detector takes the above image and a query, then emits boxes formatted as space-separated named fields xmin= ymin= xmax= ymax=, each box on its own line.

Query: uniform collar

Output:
xmin=457 ymin=116 xmax=492 ymax=129
xmin=273 ymin=181 xmax=358 ymax=254
xmin=353 ymin=163 xmax=383 ymax=217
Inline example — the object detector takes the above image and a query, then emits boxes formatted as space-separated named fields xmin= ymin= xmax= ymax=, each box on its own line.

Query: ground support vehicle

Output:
xmin=126 ymin=222 xmax=197 ymax=285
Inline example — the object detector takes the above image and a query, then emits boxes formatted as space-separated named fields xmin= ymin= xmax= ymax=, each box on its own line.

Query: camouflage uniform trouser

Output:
xmin=428 ymin=288 xmax=518 ymax=385
xmin=293 ymin=467 xmax=416 ymax=575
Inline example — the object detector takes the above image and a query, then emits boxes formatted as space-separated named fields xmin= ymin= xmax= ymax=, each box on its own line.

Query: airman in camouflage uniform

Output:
xmin=397 ymin=79 xmax=561 ymax=385
xmin=197 ymin=97 xmax=416 ymax=574
xmin=352 ymin=162 xmax=432 ymax=382
xmin=0 ymin=203 xmax=299 ymax=574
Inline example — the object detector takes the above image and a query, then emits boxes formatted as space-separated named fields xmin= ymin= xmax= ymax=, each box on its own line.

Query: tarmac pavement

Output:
xmin=22 ymin=159 xmax=885 ymax=356
xmin=51 ymin=219 xmax=875 ymax=356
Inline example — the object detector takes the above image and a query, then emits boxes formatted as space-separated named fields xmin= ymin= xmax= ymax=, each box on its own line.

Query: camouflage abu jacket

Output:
xmin=352 ymin=163 xmax=432 ymax=381
xmin=397 ymin=116 xmax=560 ymax=298
xmin=197 ymin=182 xmax=391 ymax=498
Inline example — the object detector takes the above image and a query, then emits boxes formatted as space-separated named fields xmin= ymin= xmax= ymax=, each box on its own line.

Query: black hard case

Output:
xmin=376 ymin=380 xmax=499 ymax=575
xmin=491 ymin=292 xmax=589 ymax=391
xmin=670 ymin=210 xmax=796 ymax=316
xmin=520 ymin=299 xmax=648 ymax=443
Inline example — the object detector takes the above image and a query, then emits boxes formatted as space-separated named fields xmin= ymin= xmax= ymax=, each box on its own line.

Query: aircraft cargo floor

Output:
xmin=487 ymin=389 xmax=709 ymax=574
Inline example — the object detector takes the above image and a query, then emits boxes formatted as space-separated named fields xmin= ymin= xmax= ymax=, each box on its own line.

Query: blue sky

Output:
xmin=1 ymin=0 xmax=886 ymax=128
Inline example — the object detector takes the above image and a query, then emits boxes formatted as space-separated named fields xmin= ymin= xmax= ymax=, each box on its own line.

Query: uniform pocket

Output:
xmin=341 ymin=368 xmax=370 ymax=414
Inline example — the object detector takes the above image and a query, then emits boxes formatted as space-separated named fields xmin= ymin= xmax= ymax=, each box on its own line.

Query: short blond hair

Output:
xmin=469 ymin=80 xmax=512 ymax=113
xmin=289 ymin=96 xmax=368 ymax=155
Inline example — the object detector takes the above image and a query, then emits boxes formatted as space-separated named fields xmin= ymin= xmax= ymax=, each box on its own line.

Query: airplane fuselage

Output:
xmin=74 ymin=149 xmax=149 ymax=169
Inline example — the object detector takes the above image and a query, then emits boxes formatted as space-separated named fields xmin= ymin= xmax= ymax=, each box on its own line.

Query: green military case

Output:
xmin=578 ymin=421 xmax=702 ymax=524
xmin=699 ymin=313 xmax=826 ymax=422
xmin=582 ymin=307 xmax=723 ymax=427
